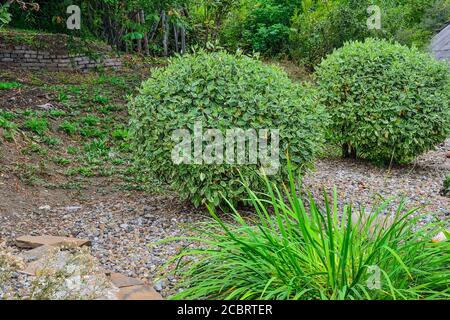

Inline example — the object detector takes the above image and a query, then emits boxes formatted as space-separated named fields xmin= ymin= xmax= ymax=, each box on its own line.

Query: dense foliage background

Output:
xmin=2 ymin=0 xmax=449 ymax=67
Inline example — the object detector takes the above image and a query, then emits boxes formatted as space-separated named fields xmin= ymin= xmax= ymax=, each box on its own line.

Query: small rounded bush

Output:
xmin=129 ymin=51 xmax=326 ymax=207
xmin=316 ymin=38 xmax=450 ymax=164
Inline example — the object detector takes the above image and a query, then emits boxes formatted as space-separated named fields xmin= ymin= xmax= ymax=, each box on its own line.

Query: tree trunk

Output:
xmin=162 ymin=11 xmax=169 ymax=57
xmin=173 ymin=24 xmax=179 ymax=53
xmin=136 ymin=12 xmax=142 ymax=54
xmin=140 ymin=10 xmax=150 ymax=56
xmin=181 ymin=26 xmax=186 ymax=55
xmin=342 ymin=143 xmax=357 ymax=159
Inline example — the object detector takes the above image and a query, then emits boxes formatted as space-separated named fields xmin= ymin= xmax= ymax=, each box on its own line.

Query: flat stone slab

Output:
xmin=16 ymin=235 xmax=91 ymax=249
xmin=115 ymin=285 xmax=163 ymax=300
xmin=107 ymin=272 xmax=144 ymax=288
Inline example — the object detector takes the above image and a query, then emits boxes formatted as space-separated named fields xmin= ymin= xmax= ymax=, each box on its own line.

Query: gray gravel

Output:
xmin=0 ymin=140 xmax=449 ymax=298
xmin=0 ymin=194 xmax=208 ymax=297
xmin=303 ymin=139 xmax=449 ymax=223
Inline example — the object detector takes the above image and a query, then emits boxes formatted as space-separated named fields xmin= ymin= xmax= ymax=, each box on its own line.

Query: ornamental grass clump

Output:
xmin=166 ymin=165 xmax=450 ymax=300
xmin=129 ymin=51 xmax=326 ymax=207
xmin=316 ymin=38 xmax=450 ymax=164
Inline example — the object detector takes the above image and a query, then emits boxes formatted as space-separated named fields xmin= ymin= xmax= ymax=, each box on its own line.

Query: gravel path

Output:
xmin=303 ymin=139 xmax=449 ymax=223
xmin=0 ymin=140 xmax=448 ymax=298
xmin=0 ymin=194 xmax=208 ymax=297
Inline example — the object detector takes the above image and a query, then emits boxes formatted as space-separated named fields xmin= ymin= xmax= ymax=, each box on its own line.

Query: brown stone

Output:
xmin=16 ymin=235 xmax=91 ymax=249
xmin=446 ymin=152 xmax=450 ymax=159
xmin=108 ymin=272 xmax=144 ymax=288
xmin=115 ymin=285 xmax=163 ymax=300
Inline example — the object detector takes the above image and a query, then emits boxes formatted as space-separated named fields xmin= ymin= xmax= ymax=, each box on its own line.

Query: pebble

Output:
xmin=65 ymin=206 xmax=82 ymax=212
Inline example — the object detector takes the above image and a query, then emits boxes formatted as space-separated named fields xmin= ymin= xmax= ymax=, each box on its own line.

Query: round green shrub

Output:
xmin=316 ymin=38 xmax=450 ymax=164
xmin=129 ymin=51 xmax=326 ymax=207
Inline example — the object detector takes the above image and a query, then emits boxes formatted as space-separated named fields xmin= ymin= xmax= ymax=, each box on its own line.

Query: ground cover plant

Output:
xmin=166 ymin=165 xmax=450 ymax=300
xmin=316 ymin=38 xmax=450 ymax=164
xmin=0 ymin=64 xmax=159 ymax=192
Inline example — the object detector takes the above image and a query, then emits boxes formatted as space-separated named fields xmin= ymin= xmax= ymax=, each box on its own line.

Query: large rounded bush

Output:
xmin=316 ymin=38 xmax=450 ymax=164
xmin=129 ymin=51 xmax=326 ymax=207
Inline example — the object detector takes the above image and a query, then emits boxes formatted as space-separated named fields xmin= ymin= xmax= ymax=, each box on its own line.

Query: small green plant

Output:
xmin=0 ymin=81 xmax=21 ymax=90
xmin=67 ymin=146 xmax=78 ymax=155
xmin=99 ymin=104 xmax=122 ymax=114
xmin=0 ymin=116 xmax=17 ymax=130
xmin=21 ymin=109 xmax=38 ymax=117
xmin=65 ymin=166 xmax=95 ymax=177
xmin=24 ymin=143 xmax=48 ymax=156
xmin=92 ymin=95 xmax=109 ymax=105
xmin=79 ymin=127 xmax=104 ymax=138
xmin=24 ymin=118 xmax=48 ymax=136
xmin=59 ymin=121 xmax=78 ymax=135
xmin=166 ymin=165 xmax=450 ymax=300
xmin=2 ymin=129 xmax=15 ymax=141
xmin=316 ymin=39 xmax=450 ymax=164
xmin=0 ymin=4 xmax=12 ymax=29
xmin=57 ymin=92 xmax=68 ymax=103
xmin=111 ymin=128 xmax=128 ymax=140
xmin=0 ymin=110 xmax=16 ymax=120
xmin=83 ymin=139 xmax=109 ymax=156
xmin=68 ymin=85 xmax=82 ymax=94
xmin=14 ymin=163 xmax=45 ymax=185
xmin=95 ymin=75 xmax=126 ymax=88
xmin=79 ymin=115 xmax=100 ymax=126
xmin=42 ymin=136 xmax=61 ymax=147
xmin=51 ymin=156 xmax=71 ymax=166
xmin=48 ymin=109 xmax=66 ymax=117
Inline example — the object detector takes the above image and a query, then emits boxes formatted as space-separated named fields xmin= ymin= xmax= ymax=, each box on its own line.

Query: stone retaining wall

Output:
xmin=0 ymin=43 xmax=121 ymax=72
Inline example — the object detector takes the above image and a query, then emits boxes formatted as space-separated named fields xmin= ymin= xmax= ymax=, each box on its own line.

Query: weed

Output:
xmin=0 ymin=116 xmax=17 ymax=130
xmin=65 ymin=166 xmax=95 ymax=177
xmin=48 ymin=109 xmax=66 ymax=117
xmin=92 ymin=95 xmax=109 ymax=105
xmin=59 ymin=121 xmax=78 ymax=135
xmin=67 ymin=146 xmax=79 ymax=155
xmin=0 ymin=81 xmax=21 ymax=90
xmin=51 ymin=156 xmax=71 ymax=166
xmin=0 ymin=110 xmax=16 ymax=121
xmin=57 ymin=92 xmax=68 ymax=103
xmin=83 ymin=139 xmax=109 ymax=156
xmin=42 ymin=136 xmax=61 ymax=147
xmin=111 ymin=128 xmax=128 ymax=140
xmin=79 ymin=115 xmax=100 ymax=126
xmin=24 ymin=118 xmax=48 ymax=136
